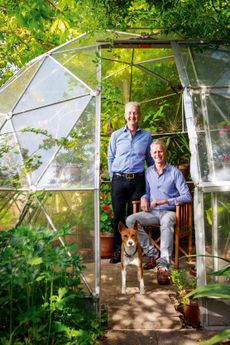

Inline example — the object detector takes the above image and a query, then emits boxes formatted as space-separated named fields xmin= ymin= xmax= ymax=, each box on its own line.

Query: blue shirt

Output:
xmin=143 ymin=164 xmax=192 ymax=211
xmin=108 ymin=126 xmax=154 ymax=178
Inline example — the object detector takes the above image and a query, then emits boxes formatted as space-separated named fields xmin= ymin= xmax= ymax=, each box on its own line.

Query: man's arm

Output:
xmin=145 ymin=134 xmax=154 ymax=167
xmin=168 ymin=169 xmax=192 ymax=205
xmin=107 ymin=132 xmax=116 ymax=179
xmin=140 ymin=169 xmax=151 ymax=211
xmin=150 ymin=168 xmax=192 ymax=208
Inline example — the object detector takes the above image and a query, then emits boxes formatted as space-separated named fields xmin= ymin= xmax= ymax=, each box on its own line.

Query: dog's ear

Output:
xmin=133 ymin=220 xmax=138 ymax=230
xmin=118 ymin=221 xmax=126 ymax=233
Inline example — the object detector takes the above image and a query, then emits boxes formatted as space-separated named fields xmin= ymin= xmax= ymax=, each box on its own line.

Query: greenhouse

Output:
xmin=0 ymin=30 xmax=229 ymax=329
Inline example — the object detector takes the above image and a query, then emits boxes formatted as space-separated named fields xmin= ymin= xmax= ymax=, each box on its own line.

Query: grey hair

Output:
xmin=151 ymin=139 xmax=167 ymax=153
xmin=125 ymin=101 xmax=141 ymax=112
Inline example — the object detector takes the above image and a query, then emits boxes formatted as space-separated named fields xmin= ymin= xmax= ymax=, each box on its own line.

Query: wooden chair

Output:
xmin=132 ymin=201 xmax=193 ymax=268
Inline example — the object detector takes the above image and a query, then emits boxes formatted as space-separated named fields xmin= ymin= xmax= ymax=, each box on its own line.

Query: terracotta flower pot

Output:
xmin=100 ymin=232 xmax=114 ymax=258
xmin=178 ymin=163 xmax=190 ymax=180
xmin=183 ymin=299 xmax=200 ymax=327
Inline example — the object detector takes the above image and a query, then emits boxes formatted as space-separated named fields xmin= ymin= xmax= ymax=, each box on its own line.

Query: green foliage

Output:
xmin=171 ymin=269 xmax=197 ymax=296
xmin=1 ymin=0 xmax=228 ymax=87
xmin=0 ymin=224 xmax=103 ymax=344
xmin=186 ymin=258 xmax=230 ymax=300
xmin=186 ymin=283 xmax=230 ymax=299
xmin=154 ymin=0 xmax=229 ymax=40
xmin=185 ymin=256 xmax=230 ymax=345
xmin=200 ymin=329 xmax=230 ymax=345
xmin=165 ymin=133 xmax=191 ymax=165
xmin=100 ymin=183 xmax=113 ymax=233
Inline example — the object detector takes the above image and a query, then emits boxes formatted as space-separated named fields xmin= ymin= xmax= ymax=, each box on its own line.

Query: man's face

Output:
xmin=124 ymin=105 xmax=140 ymax=127
xmin=151 ymin=144 xmax=166 ymax=164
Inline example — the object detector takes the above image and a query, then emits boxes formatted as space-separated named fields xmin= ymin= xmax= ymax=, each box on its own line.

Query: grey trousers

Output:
xmin=126 ymin=210 xmax=176 ymax=269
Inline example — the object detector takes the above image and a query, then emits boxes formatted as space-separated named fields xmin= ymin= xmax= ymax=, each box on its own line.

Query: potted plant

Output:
xmin=100 ymin=183 xmax=114 ymax=258
xmin=55 ymin=150 xmax=83 ymax=182
xmin=185 ymin=257 xmax=230 ymax=345
xmin=165 ymin=133 xmax=191 ymax=180
xmin=171 ymin=268 xmax=200 ymax=327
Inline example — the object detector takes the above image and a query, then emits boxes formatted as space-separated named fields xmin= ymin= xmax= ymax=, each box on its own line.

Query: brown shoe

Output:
xmin=143 ymin=257 xmax=156 ymax=270
xmin=157 ymin=268 xmax=170 ymax=285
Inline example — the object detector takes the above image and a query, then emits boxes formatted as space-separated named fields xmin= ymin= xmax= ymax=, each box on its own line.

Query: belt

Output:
xmin=114 ymin=172 xmax=144 ymax=180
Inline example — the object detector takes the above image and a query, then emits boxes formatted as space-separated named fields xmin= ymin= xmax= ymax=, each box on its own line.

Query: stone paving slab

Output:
xmin=98 ymin=259 xmax=230 ymax=344
xmin=100 ymin=259 xmax=182 ymax=330
xmin=100 ymin=329 xmax=217 ymax=345
xmin=107 ymin=292 xmax=181 ymax=330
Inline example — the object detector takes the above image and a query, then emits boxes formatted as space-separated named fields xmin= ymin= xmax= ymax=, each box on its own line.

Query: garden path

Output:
xmin=99 ymin=258 xmax=216 ymax=345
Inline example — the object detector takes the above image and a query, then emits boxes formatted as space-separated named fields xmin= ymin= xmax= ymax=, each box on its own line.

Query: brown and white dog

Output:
xmin=118 ymin=220 xmax=144 ymax=294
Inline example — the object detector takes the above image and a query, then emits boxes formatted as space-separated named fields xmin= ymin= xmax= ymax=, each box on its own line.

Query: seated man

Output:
xmin=126 ymin=139 xmax=192 ymax=285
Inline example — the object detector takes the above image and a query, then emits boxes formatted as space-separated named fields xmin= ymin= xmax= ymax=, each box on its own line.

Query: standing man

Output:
xmin=108 ymin=101 xmax=154 ymax=264
xmin=126 ymin=139 xmax=192 ymax=284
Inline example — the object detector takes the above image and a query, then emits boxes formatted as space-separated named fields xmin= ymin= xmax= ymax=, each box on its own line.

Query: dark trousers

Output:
xmin=111 ymin=174 xmax=145 ymax=252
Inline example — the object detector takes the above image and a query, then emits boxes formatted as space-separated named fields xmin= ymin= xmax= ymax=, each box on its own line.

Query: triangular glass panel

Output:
xmin=192 ymin=47 xmax=230 ymax=86
xmin=52 ymin=33 xmax=94 ymax=53
xmin=14 ymin=57 xmax=91 ymax=113
xmin=0 ymin=60 xmax=42 ymax=114
xmin=137 ymin=56 xmax=180 ymax=90
xmin=181 ymin=45 xmax=230 ymax=86
xmin=22 ymin=192 xmax=50 ymax=227
xmin=0 ymin=121 xmax=28 ymax=189
xmin=214 ymin=69 xmax=230 ymax=87
xmin=131 ymin=65 xmax=175 ymax=101
xmin=206 ymin=92 xmax=230 ymax=129
xmin=37 ymin=98 xmax=96 ymax=189
xmin=12 ymin=95 xmax=92 ymax=187
xmin=101 ymin=50 xmax=131 ymax=80
xmin=0 ymin=191 xmax=29 ymax=229
xmin=0 ymin=113 xmax=6 ymax=129
xmin=133 ymin=47 xmax=174 ymax=63
xmin=53 ymin=47 xmax=98 ymax=88
xmin=41 ymin=190 xmax=95 ymax=262
xmin=53 ymin=31 xmax=141 ymax=54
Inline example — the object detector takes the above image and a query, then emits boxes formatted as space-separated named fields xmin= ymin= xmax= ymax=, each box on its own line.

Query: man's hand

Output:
xmin=150 ymin=199 xmax=168 ymax=208
xmin=140 ymin=197 xmax=149 ymax=212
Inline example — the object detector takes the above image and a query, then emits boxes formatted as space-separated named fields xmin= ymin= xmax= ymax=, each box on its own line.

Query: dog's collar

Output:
xmin=124 ymin=247 xmax=137 ymax=258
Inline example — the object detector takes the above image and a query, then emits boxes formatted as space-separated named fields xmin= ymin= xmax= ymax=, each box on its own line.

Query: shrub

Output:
xmin=0 ymin=224 xmax=103 ymax=344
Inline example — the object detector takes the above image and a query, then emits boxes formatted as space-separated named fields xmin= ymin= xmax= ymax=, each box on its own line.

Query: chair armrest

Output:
xmin=132 ymin=200 xmax=140 ymax=213
xmin=175 ymin=202 xmax=193 ymax=230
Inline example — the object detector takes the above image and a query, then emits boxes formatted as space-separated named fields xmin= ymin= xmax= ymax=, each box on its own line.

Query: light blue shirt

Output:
xmin=108 ymin=126 xmax=153 ymax=178
xmin=143 ymin=164 xmax=192 ymax=211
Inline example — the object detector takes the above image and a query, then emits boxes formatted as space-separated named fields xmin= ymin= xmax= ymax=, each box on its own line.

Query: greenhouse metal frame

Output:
xmin=0 ymin=31 xmax=229 ymax=328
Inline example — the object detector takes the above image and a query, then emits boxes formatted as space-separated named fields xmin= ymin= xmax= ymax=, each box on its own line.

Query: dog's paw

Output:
xmin=140 ymin=281 xmax=144 ymax=294
xmin=121 ymin=288 xmax=126 ymax=294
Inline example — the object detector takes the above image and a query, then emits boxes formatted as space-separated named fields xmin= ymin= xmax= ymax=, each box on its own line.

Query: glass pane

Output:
xmin=38 ymin=98 xmax=96 ymax=189
xmin=133 ymin=47 xmax=174 ymax=63
xmin=101 ymin=47 xmax=181 ymax=127
xmin=23 ymin=190 xmax=95 ymax=293
xmin=53 ymin=47 xmax=98 ymax=88
xmin=0 ymin=191 xmax=28 ymax=229
xmin=0 ymin=61 xmax=41 ymax=114
xmin=131 ymin=65 xmax=177 ymax=101
xmin=54 ymin=31 xmax=141 ymax=53
xmin=0 ymin=121 xmax=28 ymax=189
xmin=0 ymin=113 xmax=6 ymax=129
xmin=193 ymin=91 xmax=230 ymax=182
xmin=181 ymin=45 xmax=230 ymax=87
xmin=203 ymin=192 xmax=230 ymax=283
xmin=14 ymin=57 xmax=90 ymax=113
xmin=139 ymin=57 xmax=179 ymax=85
xmin=12 ymin=96 xmax=92 ymax=186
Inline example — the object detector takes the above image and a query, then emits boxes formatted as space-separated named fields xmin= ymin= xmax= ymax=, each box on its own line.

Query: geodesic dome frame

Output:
xmin=0 ymin=31 xmax=229 ymax=326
